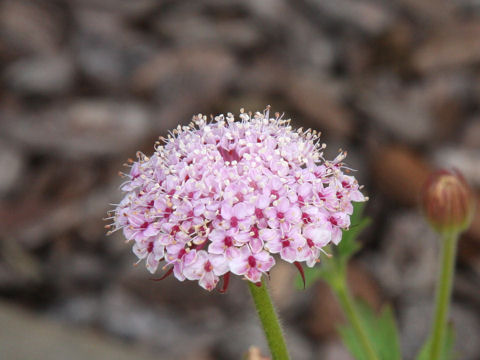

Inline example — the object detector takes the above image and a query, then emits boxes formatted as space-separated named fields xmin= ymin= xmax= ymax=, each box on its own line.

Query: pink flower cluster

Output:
xmin=110 ymin=109 xmax=365 ymax=291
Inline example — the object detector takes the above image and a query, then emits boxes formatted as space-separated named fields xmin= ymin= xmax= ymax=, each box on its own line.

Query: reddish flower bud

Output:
xmin=421 ymin=169 xmax=475 ymax=234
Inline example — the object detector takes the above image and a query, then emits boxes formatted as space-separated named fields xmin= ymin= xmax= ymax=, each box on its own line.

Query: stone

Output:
xmin=371 ymin=145 xmax=431 ymax=207
xmin=130 ymin=48 xmax=237 ymax=104
xmin=269 ymin=261 xmax=298 ymax=310
xmin=462 ymin=118 xmax=480 ymax=149
xmin=367 ymin=210 xmax=438 ymax=298
xmin=285 ymin=74 xmax=354 ymax=138
xmin=0 ymin=142 xmax=24 ymax=196
xmin=99 ymin=286 xmax=217 ymax=358
xmin=0 ymin=100 xmax=151 ymax=158
xmin=244 ymin=346 xmax=270 ymax=360
xmin=322 ymin=341 xmax=354 ymax=360
xmin=359 ymin=77 xmax=434 ymax=143
xmin=4 ymin=54 xmax=75 ymax=95
xmin=49 ymin=296 xmax=101 ymax=326
xmin=0 ymin=0 xmax=64 ymax=56
xmin=0 ymin=301 xmax=161 ymax=360
xmin=400 ymin=299 xmax=480 ymax=360
xmin=302 ymin=0 xmax=392 ymax=35
xmin=214 ymin=317 xmax=313 ymax=360
xmin=69 ymin=0 xmax=159 ymax=19
xmin=412 ymin=23 xmax=480 ymax=73
xmin=433 ymin=147 xmax=480 ymax=188
xmin=156 ymin=14 xmax=261 ymax=50
xmin=73 ymin=9 xmax=156 ymax=90
xmin=8 ymin=185 xmax=118 ymax=248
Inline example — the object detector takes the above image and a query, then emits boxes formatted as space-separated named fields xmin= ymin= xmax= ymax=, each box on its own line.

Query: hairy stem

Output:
xmin=247 ymin=279 xmax=290 ymax=360
xmin=429 ymin=232 xmax=459 ymax=360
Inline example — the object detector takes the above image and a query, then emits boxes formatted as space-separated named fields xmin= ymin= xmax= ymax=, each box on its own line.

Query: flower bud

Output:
xmin=421 ymin=169 xmax=475 ymax=234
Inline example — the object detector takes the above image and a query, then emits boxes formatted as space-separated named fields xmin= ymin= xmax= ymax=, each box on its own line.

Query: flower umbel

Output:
xmin=108 ymin=107 xmax=366 ymax=291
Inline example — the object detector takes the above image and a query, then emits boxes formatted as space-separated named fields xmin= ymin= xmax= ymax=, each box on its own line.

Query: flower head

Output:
xmin=108 ymin=108 xmax=366 ymax=291
xmin=421 ymin=169 xmax=475 ymax=234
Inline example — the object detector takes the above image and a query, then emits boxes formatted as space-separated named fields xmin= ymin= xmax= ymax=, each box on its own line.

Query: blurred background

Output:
xmin=0 ymin=0 xmax=479 ymax=359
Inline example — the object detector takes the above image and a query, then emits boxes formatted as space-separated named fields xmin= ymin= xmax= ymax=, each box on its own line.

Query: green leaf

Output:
xmin=416 ymin=324 xmax=456 ymax=360
xmin=338 ymin=301 xmax=402 ymax=360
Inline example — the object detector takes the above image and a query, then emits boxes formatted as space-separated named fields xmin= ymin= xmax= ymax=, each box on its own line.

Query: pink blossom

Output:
xmin=183 ymin=251 xmax=228 ymax=291
xmin=109 ymin=108 xmax=366 ymax=291
xmin=229 ymin=246 xmax=275 ymax=283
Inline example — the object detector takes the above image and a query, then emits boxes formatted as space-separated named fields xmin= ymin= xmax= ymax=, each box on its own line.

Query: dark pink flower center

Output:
xmin=218 ymin=147 xmax=241 ymax=162
xmin=177 ymin=249 xmax=187 ymax=259
xmin=187 ymin=210 xmax=194 ymax=218
xmin=163 ymin=207 xmax=173 ymax=219
xmin=236 ymin=192 xmax=244 ymax=202
xmin=230 ymin=216 xmax=239 ymax=227
xmin=302 ymin=212 xmax=312 ymax=223
xmin=248 ymin=255 xmax=257 ymax=268
xmin=306 ymin=238 xmax=315 ymax=248
xmin=147 ymin=242 xmax=154 ymax=253
xmin=255 ymin=208 xmax=264 ymax=219
xmin=277 ymin=212 xmax=285 ymax=220
xmin=329 ymin=216 xmax=338 ymax=226
xmin=204 ymin=261 xmax=213 ymax=272
xmin=271 ymin=190 xmax=279 ymax=199
xmin=251 ymin=226 xmax=259 ymax=238
xmin=224 ymin=236 xmax=233 ymax=247
xmin=170 ymin=225 xmax=180 ymax=235
xmin=140 ymin=221 xmax=149 ymax=229
xmin=298 ymin=195 xmax=305 ymax=205
xmin=281 ymin=239 xmax=290 ymax=248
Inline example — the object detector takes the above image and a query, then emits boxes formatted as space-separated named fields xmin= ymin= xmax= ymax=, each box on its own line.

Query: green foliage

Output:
xmin=338 ymin=302 xmax=402 ymax=360
xmin=295 ymin=202 xmax=370 ymax=289
xmin=416 ymin=324 xmax=456 ymax=360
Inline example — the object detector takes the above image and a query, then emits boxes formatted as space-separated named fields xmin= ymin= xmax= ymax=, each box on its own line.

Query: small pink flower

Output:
xmin=298 ymin=225 xmax=332 ymax=267
xmin=264 ymin=197 xmax=302 ymax=232
xmin=220 ymin=202 xmax=254 ymax=231
xmin=230 ymin=246 xmax=275 ymax=283
xmin=183 ymin=251 xmax=229 ymax=291
xmin=208 ymin=228 xmax=242 ymax=259
xmin=260 ymin=228 xmax=305 ymax=263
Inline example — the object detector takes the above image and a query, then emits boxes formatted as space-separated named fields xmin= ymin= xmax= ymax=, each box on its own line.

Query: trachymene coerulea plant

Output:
xmin=107 ymin=107 xmax=475 ymax=360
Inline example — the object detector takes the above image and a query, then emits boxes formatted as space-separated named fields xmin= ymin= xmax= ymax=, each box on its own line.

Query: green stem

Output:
xmin=429 ymin=232 xmax=459 ymax=360
xmin=247 ymin=279 xmax=290 ymax=360
xmin=333 ymin=279 xmax=379 ymax=360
